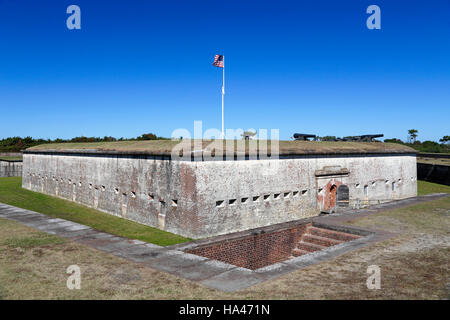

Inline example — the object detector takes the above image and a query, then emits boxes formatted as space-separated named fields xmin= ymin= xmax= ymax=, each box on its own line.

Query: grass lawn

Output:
xmin=0 ymin=186 xmax=448 ymax=299
xmin=417 ymin=180 xmax=450 ymax=195
xmin=27 ymin=139 xmax=414 ymax=155
xmin=417 ymin=157 xmax=450 ymax=166
xmin=0 ymin=156 xmax=22 ymax=161
xmin=0 ymin=177 xmax=189 ymax=246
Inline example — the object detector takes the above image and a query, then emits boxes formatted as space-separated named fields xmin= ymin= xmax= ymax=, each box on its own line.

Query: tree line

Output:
xmin=384 ymin=129 xmax=449 ymax=154
xmin=1 ymin=130 xmax=448 ymax=153
xmin=315 ymin=129 xmax=449 ymax=154
xmin=0 ymin=133 xmax=169 ymax=153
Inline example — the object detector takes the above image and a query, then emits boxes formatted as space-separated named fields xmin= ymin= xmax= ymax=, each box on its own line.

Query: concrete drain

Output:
xmin=185 ymin=222 xmax=362 ymax=270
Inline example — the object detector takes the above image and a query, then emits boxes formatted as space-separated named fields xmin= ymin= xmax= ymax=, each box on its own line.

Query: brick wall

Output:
xmin=186 ymin=223 xmax=311 ymax=270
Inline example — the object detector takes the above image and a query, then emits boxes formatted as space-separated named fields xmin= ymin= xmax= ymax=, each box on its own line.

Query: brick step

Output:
xmin=292 ymin=248 xmax=309 ymax=257
xmin=302 ymin=234 xmax=343 ymax=247
xmin=307 ymin=226 xmax=360 ymax=242
xmin=297 ymin=241 xmax=327 ymax=253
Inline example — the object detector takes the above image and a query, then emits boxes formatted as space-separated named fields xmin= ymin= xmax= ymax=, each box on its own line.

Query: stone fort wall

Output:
xmin=22 ymin=152 xmax=417 ymax=238
xmin=0 ymin=160 xmax=22 ymax=177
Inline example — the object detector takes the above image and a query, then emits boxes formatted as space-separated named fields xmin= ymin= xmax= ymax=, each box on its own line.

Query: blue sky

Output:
xmin=0 ymin=0 xmax=449 ymax=141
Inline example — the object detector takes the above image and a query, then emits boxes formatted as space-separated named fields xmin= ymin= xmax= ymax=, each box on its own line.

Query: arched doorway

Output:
xmin=337 ymin=185 xmax=349 ymax=207
xmin=328 ymin=184 xmax=337 ymax=210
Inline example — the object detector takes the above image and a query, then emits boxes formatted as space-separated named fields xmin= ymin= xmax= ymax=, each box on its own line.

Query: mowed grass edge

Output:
xmin=0 ymin=177 xmax=190 ymax=246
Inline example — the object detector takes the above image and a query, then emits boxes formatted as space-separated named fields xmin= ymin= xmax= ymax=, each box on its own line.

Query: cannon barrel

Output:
xmin=360 ymin=134 xmax=384 ymax=142
xmin=362 ymin=134 xmax=384 ymax=139
xmin=343 ymin=134 xmax=384 ymax=142
xmin=294 ymin=134 xmax=383 ymax=142
xmin=293 ymin=133 xmax=317 ymax=141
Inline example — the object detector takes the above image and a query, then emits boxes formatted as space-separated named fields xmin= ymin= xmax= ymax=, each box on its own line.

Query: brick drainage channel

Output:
xmin=0 ymin=192 xmax=448 ymax=292
xmin=179 ymin=221 xmax=367 ymax=270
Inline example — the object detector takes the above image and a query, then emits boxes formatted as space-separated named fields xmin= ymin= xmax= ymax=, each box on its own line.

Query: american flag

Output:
xmin=212 ymin=54 xmax=224 ymax=68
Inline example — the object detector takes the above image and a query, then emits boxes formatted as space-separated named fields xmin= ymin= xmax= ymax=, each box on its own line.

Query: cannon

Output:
xmin=293 ymin=133 xmax=317 ymax=141
xmin=343 ymin=134 xmax=384 ymax=142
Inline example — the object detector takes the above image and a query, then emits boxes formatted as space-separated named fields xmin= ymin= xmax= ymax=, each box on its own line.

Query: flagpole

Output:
xmin=222 ymin=56 xmax=225 ymax=139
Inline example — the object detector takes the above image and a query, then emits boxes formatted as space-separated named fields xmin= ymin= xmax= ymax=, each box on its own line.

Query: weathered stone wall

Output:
xmin=22 ymin=152 xmax=417 ymax=238
xmin=0 ymin=160 xmax=22 ymax=177
xmin=22 ymin=153 xmax=197 ymax=236
xmin=192 ymin=154 xmax=417 ymax=237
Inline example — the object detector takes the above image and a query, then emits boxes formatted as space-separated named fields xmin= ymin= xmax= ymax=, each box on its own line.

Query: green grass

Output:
xmin=417 ymin=180 xmax=450 ymax=196
xmin=0 ymin=177 xmax=190 ymax=246
xmin=0 ymin=156 xmax=22 ymax=161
